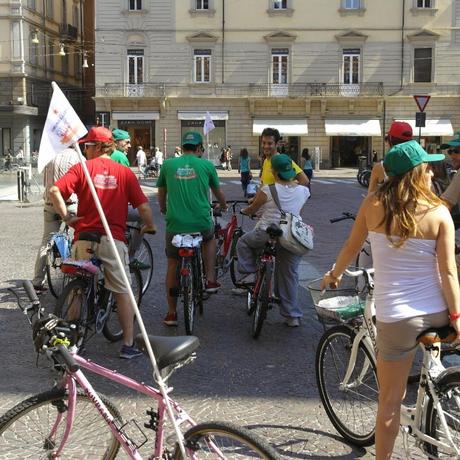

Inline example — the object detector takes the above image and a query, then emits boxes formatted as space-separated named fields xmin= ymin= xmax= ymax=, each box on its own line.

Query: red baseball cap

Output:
xmin=387 ymin=121 xmax=413 ymax=141
xmin=79 ymin=126 xmax=113 ymax=144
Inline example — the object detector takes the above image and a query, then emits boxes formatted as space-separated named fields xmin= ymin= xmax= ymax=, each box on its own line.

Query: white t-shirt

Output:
xmin=136 ymin=149 xmax=146 ymax=166
xmin=256 ymin=183 xmax=310 ymax=230
xmin=155 ymin=150 xmax=164 ymax=165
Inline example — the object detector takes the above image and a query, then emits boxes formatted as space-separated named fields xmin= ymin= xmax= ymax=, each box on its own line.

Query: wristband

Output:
xmin=449 ymin=312 xmax=460 ymax=321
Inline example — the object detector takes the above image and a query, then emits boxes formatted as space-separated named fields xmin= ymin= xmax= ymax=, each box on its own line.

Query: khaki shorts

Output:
xmin=72 ymin=236 xmax=131 ymax=294
xmin=165 ymin=227 xmax=214 ymax=259
xmin=376 ymin=310 xmax=449 ymax=361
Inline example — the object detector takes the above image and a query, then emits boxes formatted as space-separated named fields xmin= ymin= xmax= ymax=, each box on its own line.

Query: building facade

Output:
xmin=95 ymin=0 xmax=460 ymax=167
xmin=0 ymin=0 xmax=94 ymax=163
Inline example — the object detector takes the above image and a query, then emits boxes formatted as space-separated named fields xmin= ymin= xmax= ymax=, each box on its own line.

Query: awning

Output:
xmin=112 ymin=111 xmax=160 ymax=120
xmin=396 ymin=118 xmax=453 ymax=137
xmin=252 ymin=119 xmax=308 ymax=136
xmin=178 ymin=111 xmax=229 ymax=120
xmin=325 ymin=119 xmax=381 ymax=136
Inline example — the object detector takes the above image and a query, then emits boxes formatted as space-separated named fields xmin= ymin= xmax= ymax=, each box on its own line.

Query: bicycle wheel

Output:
xmin=0 ymin=388 xmax=121 ymax=459
xmin=102 ymin=267 xmax=143 ymax=342
xmin=361 ymin=170 xmax=371 ymax=188
xmin=174 ymin=421 xmax=280 ymax=459
xmin=136 ymin=238 xmax=154 ymax=295
xmin=46 ymin=241 xmax=68 ymax=298
xmin=54 ymin=278 xmax=90 ymax=349
xmin=229 ymin=229 xmax=243 ymax=287
xmin=194 ymin=252 xmax=204 ymax=316
xmin=425 ymin=368 xmax=460 ymax=458
xmin=252 ymin=263 xmax=272 ymax=339
xmin=315 ymin=325 xmax=378 ymax=446
xmin=246 ymin=289 xmax=255 ymax=316
xmin=182 ymin=260 xmax=196 ymax=335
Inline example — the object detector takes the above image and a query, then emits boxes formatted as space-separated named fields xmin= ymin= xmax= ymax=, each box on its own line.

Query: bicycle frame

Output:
xmin=47 ymin=350 xmax=197 ymax=460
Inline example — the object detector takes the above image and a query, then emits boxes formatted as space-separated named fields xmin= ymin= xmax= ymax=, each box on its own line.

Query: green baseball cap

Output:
xmin=440 ymin=131 xmax=460 ymax=149
xmin=112 ymin=129 xmax=130 ymax=141
xmin=182 ymin=131 xmax=203 ymax=147
xmin=383 ymin=140 xmax=445 ymax=177
xmin=271 ymin=154 xmax=296 ymax=180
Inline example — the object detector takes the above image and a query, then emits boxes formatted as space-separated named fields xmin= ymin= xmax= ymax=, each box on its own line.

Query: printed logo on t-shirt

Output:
xmin=94 ymin=173 xmax=118 ymax=190
xmin=175 ymin=165 xmax=196 ymax=180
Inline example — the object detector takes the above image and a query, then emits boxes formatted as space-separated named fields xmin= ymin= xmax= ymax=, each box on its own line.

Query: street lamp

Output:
xmin=31 ymin=30 xmax=39 ymax=44
xmin=82 ymin=52 xmax=89 ymax=68
xmin=59 ymin=43 xmax=66 ymax=56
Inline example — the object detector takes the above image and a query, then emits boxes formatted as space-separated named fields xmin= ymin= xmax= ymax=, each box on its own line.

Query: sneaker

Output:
xmin=231 ymin=287 xmax=247 ymax=296
xmin=163 ymin=312 xmax=178 ymax=326
xmin=237 ymin=273 xmax=256 ymax=285
xmin=119 ymin=344 xmax=143 ymax=359
xmin=285 ymin=317 xmax=300 ymax=327
xmin=205 ymin=281 xmax=221 ymax=293
xmin=129 ymin=259 xmax=151 ymax=271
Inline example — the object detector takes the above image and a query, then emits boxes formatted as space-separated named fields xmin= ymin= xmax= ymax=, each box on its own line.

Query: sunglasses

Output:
xmin=448 ymin=149 xmax=460 ymax=155
xmin=84 ymin=142 xmax=97 ymax=148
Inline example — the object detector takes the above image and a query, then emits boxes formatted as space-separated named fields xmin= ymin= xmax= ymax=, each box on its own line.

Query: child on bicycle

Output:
xmin=321 ymin=140 xmax=460 ymax=459
xmin=238 ymin=154 xmax=310 ymax=327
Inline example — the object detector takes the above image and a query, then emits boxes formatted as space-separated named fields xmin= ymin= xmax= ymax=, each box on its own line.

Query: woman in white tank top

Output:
xmin=321 ymin=140 xmax=460 ymax=459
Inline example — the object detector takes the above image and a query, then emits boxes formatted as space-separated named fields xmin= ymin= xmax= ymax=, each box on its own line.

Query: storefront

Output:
xmin=178 ymin=111 xmax=228 ymax=164
xmin=325 ymin=119 xmax=381 ymax=167
xmin=252 ymin=119 xmax=309 ymax=164
xmin=112 ymin=111 xmax=159 ymax=164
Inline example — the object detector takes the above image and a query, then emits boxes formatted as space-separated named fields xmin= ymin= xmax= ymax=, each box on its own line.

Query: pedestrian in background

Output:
xmin=154 ymin=147 xmax=164 ymax=170
xmin=174 ymin=146 xmax=182 ymax=158
xmin=136 ymin=145 xmax=146 ymax=175
xmin=301 ymin=148 xmax=313 ymax=192
xmin=238 ymin=148 xmax=252 ymax=197
xmin=111 ymin=129 xmax=131 ymax=167
xmin=321 ymin=141 xmax=459 ymax=458
xmin=16 ymin=147 xmax=24 ymax=165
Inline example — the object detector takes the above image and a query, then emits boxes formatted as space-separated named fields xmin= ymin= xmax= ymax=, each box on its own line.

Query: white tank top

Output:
xmin=368 ymin=231 xmax=447 ymax=322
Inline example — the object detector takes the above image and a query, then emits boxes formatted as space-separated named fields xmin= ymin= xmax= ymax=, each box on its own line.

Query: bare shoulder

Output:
xmin=431 ymin=203 xmax=453 ymax=221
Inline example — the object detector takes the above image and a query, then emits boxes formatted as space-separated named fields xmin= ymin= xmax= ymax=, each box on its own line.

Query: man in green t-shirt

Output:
xmin=111 ymin=129 xmax=131 ymax=167
xmin=157 ymin=132 xmax=227 ymax=326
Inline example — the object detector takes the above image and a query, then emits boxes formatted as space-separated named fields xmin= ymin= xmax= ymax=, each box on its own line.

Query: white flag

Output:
xmin=203 ymin=111 xmax=215 ymax=136
xmin=38 ymin=82 xmax=88 ymax=173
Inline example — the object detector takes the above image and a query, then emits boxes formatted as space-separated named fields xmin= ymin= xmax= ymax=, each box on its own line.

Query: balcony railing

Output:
xmin=59 ymin=23 xmax=78 ymax=41
xmin=95 ymin=82 xmax=388 ymax=98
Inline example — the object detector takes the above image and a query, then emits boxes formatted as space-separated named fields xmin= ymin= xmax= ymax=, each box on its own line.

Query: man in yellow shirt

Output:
xmin=260 ymin=127 xmax=309 ymax=186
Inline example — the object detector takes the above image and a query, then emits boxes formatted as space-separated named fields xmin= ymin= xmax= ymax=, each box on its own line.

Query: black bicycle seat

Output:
xmin=135 ymin=334 xmax=200 ymax=370
xmin=78 ymin=232 xmax=101 ymax=243
xmin=266 ymin=224 xmax=283 ymax=238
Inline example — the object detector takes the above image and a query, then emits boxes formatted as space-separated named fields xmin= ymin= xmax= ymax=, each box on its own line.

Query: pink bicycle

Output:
xmin=0 ymin=282 xmax=280 ymax=459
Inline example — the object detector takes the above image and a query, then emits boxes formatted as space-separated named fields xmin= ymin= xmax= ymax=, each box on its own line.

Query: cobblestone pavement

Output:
xmin=0 ymin=169 xmax=430 ymax=459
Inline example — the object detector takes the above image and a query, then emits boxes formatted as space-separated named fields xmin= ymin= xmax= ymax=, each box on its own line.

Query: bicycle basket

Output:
xmin=308 ymin=278 xmax=365 ymax=324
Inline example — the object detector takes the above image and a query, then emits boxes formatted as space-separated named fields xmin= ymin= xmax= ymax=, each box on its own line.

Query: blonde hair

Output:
xmin=375 ymin=163 xmax=442 ymax=247
xmin=100 ymin=141 xmax=115 ymax=155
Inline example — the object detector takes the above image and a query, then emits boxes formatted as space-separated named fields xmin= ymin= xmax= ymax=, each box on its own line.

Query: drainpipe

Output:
xmin=221 ymin=0 xmax=225 ymax=84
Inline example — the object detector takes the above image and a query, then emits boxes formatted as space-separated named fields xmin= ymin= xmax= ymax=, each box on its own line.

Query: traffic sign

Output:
xmin=415 ymin=112 xmax=426 ymax=128
xmin=413 ymin=95 xmax=431 ymax=112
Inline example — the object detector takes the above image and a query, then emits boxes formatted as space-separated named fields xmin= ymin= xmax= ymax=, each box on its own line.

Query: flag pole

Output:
xmin=72 ymin=144 xmax=186 ymax=456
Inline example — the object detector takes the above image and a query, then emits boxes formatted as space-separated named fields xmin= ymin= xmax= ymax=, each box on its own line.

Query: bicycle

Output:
xmin=173 ymin=233 xmax=206 ymax=335
xmin=126 ymin=224 xmax=154 ymax=295
xmin=0 ymin=281 xmax=280 ymax=459
xmin=45 ymin=225 xmax=73 ymax=298
xmin=55 ymin=231 xmax=143 ymax=347
xmin=245 ymin=224 xmax=283 ymax=339
xmin=308 ymin=268 xmax=460 ymax=458
xmin=212 ymin=200 xmax=247 ymax=286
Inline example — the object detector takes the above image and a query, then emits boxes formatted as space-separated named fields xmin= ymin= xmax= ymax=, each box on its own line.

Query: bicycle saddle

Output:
xmin=266 ymin=224 xmax=283 ymax=238
xmin=134 ymin=334 xmax=200 ymax=370
xmin=78 ymin=231 xmax=101 ymax=243
xmin=416 ymin=325 xmax=457 ymax=346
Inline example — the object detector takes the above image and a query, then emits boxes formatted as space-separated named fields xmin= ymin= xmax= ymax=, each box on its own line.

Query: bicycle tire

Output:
xmin=424 ymin=367 xmax=460 ymax=458
xmin=361 ymin=170 xmax=371 ymax=188
xmin=229 ymin=229 xmax=243 ymax=287
xmin=357 ymin=170 xmax=364 ymax=186
xmin=315 ymin=325 xmax=378 ymax=446
xmin=182 ymin=260 xmax=196 ymax=335
xmin=247 ymin=289 xmax=256 ymax=316
xmin=194 ymin=252 xmax=204 ymax=316
xmin=102 ymin=267 xmax=143 ymax=342
xmin=174 ymin=421 xmax=280 ymax=459
xmin=252 ymin=262 xmax=272 ymax=339
xmin=0 ymin=388 xmax=121 ymax=459
xmin=46 ymin=241 xmax=69 ymax=298
xmin=54 ymin=278 xmax=91 ymax=349
xmin=137 ymin=238 xmax=154 ymax=295
xmin=215 ymin=236 xmax=225 ymax=280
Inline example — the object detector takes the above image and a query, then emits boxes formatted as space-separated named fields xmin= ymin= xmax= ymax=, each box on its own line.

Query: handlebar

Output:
xmin=55 ymin=344 xmax=80 ymax=373
xmin=344 ymin=267 xmax=375 ymax=277
xmin=330 ymin=212 xmax=356 ymax=224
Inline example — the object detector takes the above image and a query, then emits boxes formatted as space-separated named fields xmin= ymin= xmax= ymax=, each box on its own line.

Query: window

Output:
xmin=75 ymin=53 xmax=82 ymax=79
xmin=273 ymin=0 xmax=287 ymax=8
xmin=127 ymin=49 xmax=144 ymax=84
xmin=62 ymin=0 xmax=67 ymax=23
xmin=343 ymin=49 xmax=360 ymax=84
xmin=129 ymin=0 xmax=142 ymax=10
xmin=344 ymin=0 xmax=360 ymax=8
xmin=194 ymin=49 xmax=211 ymax=83
xmin=2 ymin=128 xmax=12 ymax=155
xmin=62 ymin=53 xmax=69 ymax=75
xmin=417 ymin=0 xmax=433 ymax=7
xmin=414 ymin=47 xmax=432 ymax=82
xmin=27 ymin=0 xmax=36 ymax=9
xmin=29 ymin=40 xmax=38 ymax=65
xmin=45 ymin=0 xmax=53 ymax=19
xmin=272 ymin=49 xmax=289 ymax=85
xmin=196 ymin=0 xmax=209 ymax=9
xmin=73 ymin=5 xmax=79 ymax=29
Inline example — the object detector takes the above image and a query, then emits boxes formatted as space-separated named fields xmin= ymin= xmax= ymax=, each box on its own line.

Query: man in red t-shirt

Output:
xmin=49 ymin=127 xmax=156 ymax=359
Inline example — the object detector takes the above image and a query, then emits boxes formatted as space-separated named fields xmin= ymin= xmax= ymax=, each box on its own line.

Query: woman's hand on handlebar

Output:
xmin=140 ymin=223 xmax=157 ymax=235
xmin=320 ymin=270 xmax=342 ymax=290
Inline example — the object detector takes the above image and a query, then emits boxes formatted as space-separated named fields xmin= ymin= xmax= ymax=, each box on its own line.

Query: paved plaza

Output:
xmin=0 ymin=169 xmax=433 ymax=459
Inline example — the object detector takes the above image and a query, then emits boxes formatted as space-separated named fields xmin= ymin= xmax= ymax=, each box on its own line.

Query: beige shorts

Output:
xmin=72 ymin=236 xmax=131 ymax=294
xmin=376 ymin=310 xmax=449 ymax=361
